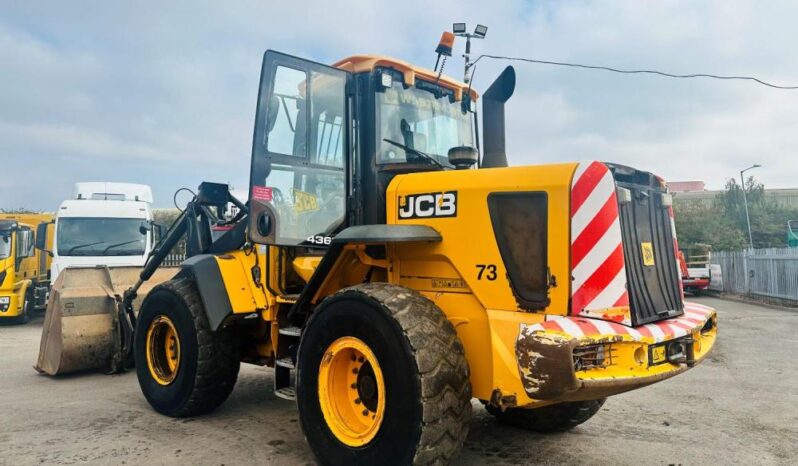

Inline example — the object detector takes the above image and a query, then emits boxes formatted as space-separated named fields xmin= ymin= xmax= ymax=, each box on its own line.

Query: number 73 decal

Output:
xmin=476 ymin=264 xmax=497 ymax=281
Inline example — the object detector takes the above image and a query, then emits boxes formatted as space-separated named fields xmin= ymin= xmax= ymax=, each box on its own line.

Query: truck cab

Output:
xmin=51 ymin=183 xmax=155 ymax=282
xmin=0 ymin=215 xmax=53 ymax=323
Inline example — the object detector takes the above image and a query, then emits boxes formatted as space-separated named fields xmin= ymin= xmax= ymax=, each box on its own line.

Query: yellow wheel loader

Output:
xmin=38 ymin=44 xmax=717 ymax=464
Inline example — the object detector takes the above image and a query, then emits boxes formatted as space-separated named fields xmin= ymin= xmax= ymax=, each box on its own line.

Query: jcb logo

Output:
xmin=398 ymin=191 xmax=457 ymax=219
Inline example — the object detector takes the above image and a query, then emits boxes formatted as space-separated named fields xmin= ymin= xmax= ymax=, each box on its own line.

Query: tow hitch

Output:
xmin=650 ymin=336 xmax=696 ymax=367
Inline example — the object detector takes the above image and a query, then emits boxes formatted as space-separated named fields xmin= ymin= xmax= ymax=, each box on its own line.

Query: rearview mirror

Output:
xmin=153 ymin=222 xmax=165 ymax=242
xmin=35 ymin=223 xmax=48 ymax=250
xmin=139 ymin=221 xmax=152 ymax=236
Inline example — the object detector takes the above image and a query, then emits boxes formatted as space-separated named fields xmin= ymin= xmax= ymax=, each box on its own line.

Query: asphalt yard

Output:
xmin=1 ymin=296 xmax=796 ymax=465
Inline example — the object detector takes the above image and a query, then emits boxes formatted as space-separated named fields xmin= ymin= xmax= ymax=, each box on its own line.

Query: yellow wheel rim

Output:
xmin=318 ymin=336 xmax=385 ymax=447
xmin=145 ymin=315 xmax=181 ymax=386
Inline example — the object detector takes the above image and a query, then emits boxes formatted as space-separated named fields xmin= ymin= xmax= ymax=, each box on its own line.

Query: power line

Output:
xmin=471 ymin=54 xmax=798 ymax=90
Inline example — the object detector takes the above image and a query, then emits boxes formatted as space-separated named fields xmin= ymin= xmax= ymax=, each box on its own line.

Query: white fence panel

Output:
xmin=710 ymin=248 xmax=798 ymax=302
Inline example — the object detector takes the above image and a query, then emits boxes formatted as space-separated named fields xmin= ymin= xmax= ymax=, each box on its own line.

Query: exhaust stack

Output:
xmin=481 ymin=66 xmax=516 ymax=168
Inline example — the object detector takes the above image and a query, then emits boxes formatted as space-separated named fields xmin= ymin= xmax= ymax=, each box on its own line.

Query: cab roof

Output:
xmin=333 ymin=55 xmax=479 ymax=102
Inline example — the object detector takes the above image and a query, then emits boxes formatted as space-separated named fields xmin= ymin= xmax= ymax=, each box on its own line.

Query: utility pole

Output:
xmin=740 ymin=164 xmax=761 ymax=250
xmin=739 ymin=164 xmax=761 ymax=295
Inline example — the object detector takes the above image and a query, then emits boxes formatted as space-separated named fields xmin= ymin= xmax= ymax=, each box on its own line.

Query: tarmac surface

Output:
xmin=1 ymin=296 xmax=796 ymax=465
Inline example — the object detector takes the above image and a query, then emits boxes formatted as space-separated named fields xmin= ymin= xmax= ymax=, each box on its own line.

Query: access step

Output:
xmin=275 ymin=357 xmax=295 ymax=369
xmin=278 ymin=326 xmax=302 ymax=337
xmin=276 ymin=293 xmax=300 ymax=304
xmin=274 ymin=386 xmax=296 ymax=401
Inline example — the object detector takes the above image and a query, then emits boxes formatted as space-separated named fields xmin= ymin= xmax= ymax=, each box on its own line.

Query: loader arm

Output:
xmin=36 ymin=182 xmax=248 ymax=375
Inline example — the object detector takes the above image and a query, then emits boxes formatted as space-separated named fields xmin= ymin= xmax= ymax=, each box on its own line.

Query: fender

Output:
xmin=178 ymin=255 xmax=233 ymax=331
xmin=288 ymin=225 xmax=442 ymax=325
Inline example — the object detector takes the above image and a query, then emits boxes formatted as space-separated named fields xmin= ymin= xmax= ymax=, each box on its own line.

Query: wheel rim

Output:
xmin=145 ymin=315 xmax=181 ymax=386
xmin=318 ymin=336 xmax=385 ymax=447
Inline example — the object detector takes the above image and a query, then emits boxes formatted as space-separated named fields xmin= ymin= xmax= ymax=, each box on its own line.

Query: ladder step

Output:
xmin=274 ymin=387 xmax=296 ymax=401
xmin=278 ymin=326 xmax=302 ymax=337
xmin=276 ymin=293 xmax=300 ymax=304
xmin=275 ymin=357 xmax=295 ymax=369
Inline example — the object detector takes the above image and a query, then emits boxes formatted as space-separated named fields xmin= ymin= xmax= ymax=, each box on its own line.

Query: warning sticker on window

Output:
xmin=252 ymin=186 xmax=273 ymax=202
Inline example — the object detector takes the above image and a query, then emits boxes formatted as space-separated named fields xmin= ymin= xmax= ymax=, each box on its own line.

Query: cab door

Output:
xmin=248 ymin=51 xmax=350 ymax=247
xmin=14 ymin=228 xmax=36 ymax=281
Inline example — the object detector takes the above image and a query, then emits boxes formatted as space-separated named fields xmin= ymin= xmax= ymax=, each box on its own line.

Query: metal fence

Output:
xmin=710 ymin=247 xmax=798 ymax=302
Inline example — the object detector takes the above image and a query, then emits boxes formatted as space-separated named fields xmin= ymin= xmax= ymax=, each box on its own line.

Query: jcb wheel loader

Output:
xmin=38 ymin=42 xmax=717 ymax=464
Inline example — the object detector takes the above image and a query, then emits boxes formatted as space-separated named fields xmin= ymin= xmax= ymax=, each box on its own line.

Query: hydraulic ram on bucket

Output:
xmin=35 ymin=182 xmax=247 ymax=376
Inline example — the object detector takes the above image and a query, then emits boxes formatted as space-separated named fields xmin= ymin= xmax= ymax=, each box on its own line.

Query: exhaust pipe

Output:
xmin=481 ymin=66 xmax=516 ymax=168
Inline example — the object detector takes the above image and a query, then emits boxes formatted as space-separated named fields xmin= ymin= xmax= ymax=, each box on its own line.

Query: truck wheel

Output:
xmin=8 ymin=290 xmax=31 ymax=325
xmin=296 ymin=283 xmax=472 ymax=466
xmin=486 ymin=398 xmax=606 ymax=432
xmin=19 ymin=290 xmax=31 ymax=323
xmin=135 ymin=278 xmax=240 ymax=417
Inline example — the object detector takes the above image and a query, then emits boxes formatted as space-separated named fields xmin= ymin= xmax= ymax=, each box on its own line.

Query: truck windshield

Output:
xmin=0 ymin=232 xmax=10 ymax=259
xmin=57 ymin=218 xmax=146 ymax=257
xmin=377 ymin=83 xmax=474 ymax=167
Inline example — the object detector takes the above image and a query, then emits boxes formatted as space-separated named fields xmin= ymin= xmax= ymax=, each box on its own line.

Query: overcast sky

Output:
xmin=2 ymin=0 xmax=797 ymax=210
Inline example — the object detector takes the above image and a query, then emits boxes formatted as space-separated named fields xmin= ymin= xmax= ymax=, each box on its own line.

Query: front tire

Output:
xmin=18 ymin=290 xmax=31 ymax=324
xmin=297 ymin=283 xmax=472 ymax=465
xmin=486 ymin=399 xmax=606 ymax=432
xmin=135 ymin=278 xmax=240 ymax=417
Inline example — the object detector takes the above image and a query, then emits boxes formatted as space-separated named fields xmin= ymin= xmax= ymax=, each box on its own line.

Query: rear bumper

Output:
xmin=682 ymin=277 xmax=710 ymax=290
xmin=515 ymin=302 xmax=717 ymax=403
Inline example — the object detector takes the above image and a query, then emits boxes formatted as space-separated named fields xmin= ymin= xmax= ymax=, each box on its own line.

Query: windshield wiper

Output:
xmin=66 ymin=241 xmax=106 ymax=255
xmin=382 ymin=139 xmax=445 ymax=169
xmin=101 ymin=240 xmax=142 ymax=255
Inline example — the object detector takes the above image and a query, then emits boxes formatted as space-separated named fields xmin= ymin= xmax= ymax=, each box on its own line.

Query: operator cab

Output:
xmin=248 ymin=51 xmax=478 ymax=247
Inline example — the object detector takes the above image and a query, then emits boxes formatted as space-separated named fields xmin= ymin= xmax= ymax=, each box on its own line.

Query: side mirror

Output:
xmin=153 ymin=222 xmax=166 ymax=242
xmin=35 ymin=223 xmax=48 ymax=250
xmin=139 ymin=221 xmax=152 ymax=236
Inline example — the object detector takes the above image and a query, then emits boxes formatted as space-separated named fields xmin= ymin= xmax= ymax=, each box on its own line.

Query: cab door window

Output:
xmin=16 ymin=229 xmax=33 ymax=258
xmin=249 ymin=51 xmax=349 ymax=247
xmin=267 ymin=66 xmax=308 ymax=157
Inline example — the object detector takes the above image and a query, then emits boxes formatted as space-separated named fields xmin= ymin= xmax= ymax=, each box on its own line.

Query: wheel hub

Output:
xmin=318 ymin=336 xmax=385 ymax=447
xmin=145 ymin=315 xmax=181 ymax=386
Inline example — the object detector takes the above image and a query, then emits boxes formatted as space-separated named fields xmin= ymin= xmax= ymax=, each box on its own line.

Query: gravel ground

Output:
xmin=1 ymin=296 xmax=796 ymax=465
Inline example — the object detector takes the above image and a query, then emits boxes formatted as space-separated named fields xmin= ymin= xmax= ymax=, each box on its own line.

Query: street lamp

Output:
xmin=740 ymin=164 xmax=761 ymax=250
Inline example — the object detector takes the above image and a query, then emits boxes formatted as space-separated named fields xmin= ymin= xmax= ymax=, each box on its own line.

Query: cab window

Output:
xmin=251 ymin=53 xmax=348 ymax=247
xmin=16 ymin=229 xmax=33 ymax=259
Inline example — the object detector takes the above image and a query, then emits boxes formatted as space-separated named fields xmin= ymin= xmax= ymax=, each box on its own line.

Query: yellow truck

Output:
xmin=0 ymin=214 xmax=54 ymax=324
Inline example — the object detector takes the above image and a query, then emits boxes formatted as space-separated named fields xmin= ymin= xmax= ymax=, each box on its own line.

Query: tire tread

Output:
xmin=332 ymin=283 xmax=472 ymax=466
xmin=143 ymin=278 xmax=239 ymax=417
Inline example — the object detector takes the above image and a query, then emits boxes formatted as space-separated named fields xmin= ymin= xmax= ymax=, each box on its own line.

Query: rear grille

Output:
xmin=611 ymin=166 xmax=683 ymax=325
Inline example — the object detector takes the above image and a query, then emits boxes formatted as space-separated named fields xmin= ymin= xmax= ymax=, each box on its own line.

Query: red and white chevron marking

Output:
xmin=570 ymin=161 xmax=630 ymax=324
xmin=520 ymin=302 xmax=714 ymax=344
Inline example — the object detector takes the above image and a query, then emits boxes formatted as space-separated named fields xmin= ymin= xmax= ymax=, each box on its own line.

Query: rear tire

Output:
xmin=486 ymin=399 xmax=606 ymax=432
xmin=297 ymin=283 xmax=472 ymax=465
xmin=135 ymin=278 xmax=240 ymax=417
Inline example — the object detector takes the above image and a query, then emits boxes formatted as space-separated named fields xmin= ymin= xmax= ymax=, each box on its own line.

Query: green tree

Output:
xmin=674 ymin=176 xmax=798 ymax=251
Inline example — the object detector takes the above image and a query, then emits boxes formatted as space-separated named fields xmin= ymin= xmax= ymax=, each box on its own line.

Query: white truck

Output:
xmin=51 ymin=182 xmax=157 ymax=281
